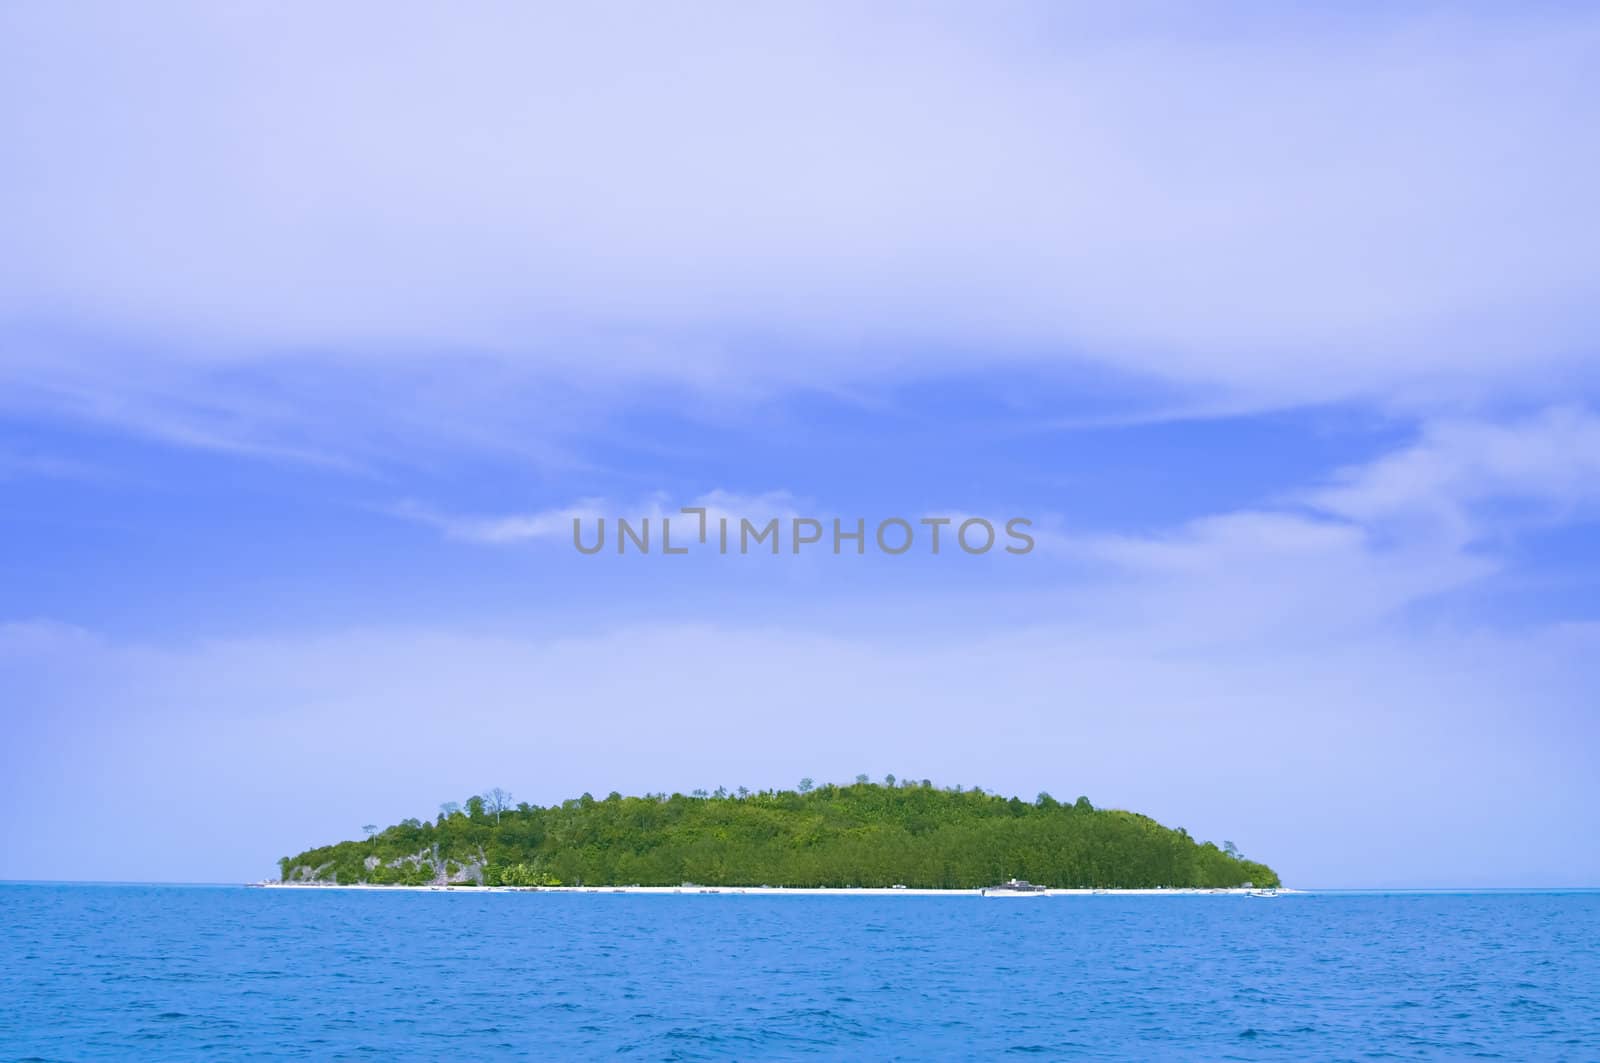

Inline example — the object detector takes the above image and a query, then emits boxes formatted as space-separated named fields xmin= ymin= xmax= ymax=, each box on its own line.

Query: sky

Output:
xmin=2 ymin=3 xmax=1598 ymax=889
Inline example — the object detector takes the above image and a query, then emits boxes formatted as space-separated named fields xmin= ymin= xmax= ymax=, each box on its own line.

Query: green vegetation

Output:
xmin=279 ymin=779 xmax=1279 ymax=889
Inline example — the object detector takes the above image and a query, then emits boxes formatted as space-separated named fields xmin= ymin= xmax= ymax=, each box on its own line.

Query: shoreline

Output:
xmin=254 ymin=883 xmax=1295 ymax=897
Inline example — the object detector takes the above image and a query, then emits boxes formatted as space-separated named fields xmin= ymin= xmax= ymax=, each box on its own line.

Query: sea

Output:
xmin=2 ymin=884 xmax=1597 ymax=1060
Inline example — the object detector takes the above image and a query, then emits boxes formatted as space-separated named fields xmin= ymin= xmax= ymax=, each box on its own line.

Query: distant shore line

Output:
xmin=254 ymin=883 xmax=1295 ymax=897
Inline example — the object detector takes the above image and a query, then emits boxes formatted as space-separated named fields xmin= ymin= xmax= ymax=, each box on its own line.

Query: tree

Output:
xmin=855 ymin=773 xmax=870 ymax=785
xmin=439 ymin=801 xmax=461 ymax=818
xmin=465 ymin=795 xmax=486 ymax=819
xmin=736 ymin=786 xmax=750 ymax=799
xmin=884 ymin=774 xmax=896 ymax=787
xmin=713 ymin=786 xmax=728 ymax=799
xmin=798 ymin=777 xmax=815 ymax=793
xmin=1074 ymin=795 xmax=1094 ymax=813
xmin=483 ymin=787 xmax=513 ymax=823
xmin=691 ymin=788 xmax=709 ymax=798
xmin=362 ymin=824 xmax=378 ymax=838
xmin=280 ymin=777 xmax=1281 ymax=890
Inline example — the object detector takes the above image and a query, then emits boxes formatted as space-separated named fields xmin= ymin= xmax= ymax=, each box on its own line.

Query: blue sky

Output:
xmin=2 ymin=3 xmax=1598 ymax=888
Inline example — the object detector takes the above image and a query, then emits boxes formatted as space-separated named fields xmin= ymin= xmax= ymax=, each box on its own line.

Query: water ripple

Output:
xmin=2 ymin=885 xmax=1598 ymax=1060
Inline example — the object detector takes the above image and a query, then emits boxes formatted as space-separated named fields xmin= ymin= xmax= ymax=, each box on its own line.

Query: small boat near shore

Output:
xmin=981 ymin=878 xmax=1048 ymax=897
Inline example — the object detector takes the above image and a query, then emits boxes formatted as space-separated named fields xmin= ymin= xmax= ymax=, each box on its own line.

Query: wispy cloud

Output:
xmin=390 ymin=498 xmax=608 ymax=545
xmin=7 ymin=411 xmax=1600 ymax=886
xmin=1 ymin=4 xmax=1597 ymax=460
xmin=389 ymin=490 xmax=804 ymax=546
xmin=384 ymin=407 xmax=1600 ymax=635
xmin=1306 ymin=406 xmax=1600 ymax=543
xmin=6 ymin=596 xmax=1596 ymax=887
xmin=0 ymin=448 xmax=99 ymax=481
xmin=1019 ymin=406 xmax=1600 ymax=641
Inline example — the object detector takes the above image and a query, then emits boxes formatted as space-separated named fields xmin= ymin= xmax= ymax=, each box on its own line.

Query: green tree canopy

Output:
xmin=281 ymin=780 xmax=1280 ymax=890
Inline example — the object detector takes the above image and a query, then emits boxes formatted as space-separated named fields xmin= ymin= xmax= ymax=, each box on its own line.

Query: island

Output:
xmin=278 ymin=779 xmax=1281 ymax=890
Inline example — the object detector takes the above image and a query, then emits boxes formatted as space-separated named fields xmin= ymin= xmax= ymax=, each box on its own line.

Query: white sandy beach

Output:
xmin=256 ymin=883 xmax=1294 ymax=897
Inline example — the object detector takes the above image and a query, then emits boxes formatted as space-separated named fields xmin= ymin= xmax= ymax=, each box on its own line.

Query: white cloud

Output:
xmin=7 ymin=411 xmax=1599 ymax=886
xmin=4 ymin=613 xmax=1595 ymax=888
xmin=390 ymin=498 xmax=608 ymax=545
xmin=0 ymin=449 xmax=98 ymax=481
xmin=1308 ymin=406 xmax=1600 ymax=541
xmin=1033 ymin=407 xmax=1600 ymax=641
xmin=392 ymin=490 xmax=802 ymax=545
xmin=1 ymin=4 xmax=1597 ymax=455
xmin=0 ymin=619 xmax=101 ymax=656
xmin=377 ymin=408 xmax=1600 ymax=640
xmin=1055 ymin=507 xmax=1483 ymax=646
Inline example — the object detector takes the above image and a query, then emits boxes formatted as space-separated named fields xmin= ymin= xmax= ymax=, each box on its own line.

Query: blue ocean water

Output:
xmin=2 ymin=885 xmax=1597 ymax=1060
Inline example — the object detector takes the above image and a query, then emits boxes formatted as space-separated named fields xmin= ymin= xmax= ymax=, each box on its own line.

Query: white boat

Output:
xmin=981 ymin=878 xmax=1048 ymax=897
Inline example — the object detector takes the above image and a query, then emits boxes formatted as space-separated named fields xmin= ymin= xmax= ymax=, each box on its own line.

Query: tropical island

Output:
xmin=278 ymin=778 xmax=1280 ymax=890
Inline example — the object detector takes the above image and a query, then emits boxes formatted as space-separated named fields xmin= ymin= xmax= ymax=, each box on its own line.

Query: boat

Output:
xmin=981 ymin=878 xmax=1048 ymax=897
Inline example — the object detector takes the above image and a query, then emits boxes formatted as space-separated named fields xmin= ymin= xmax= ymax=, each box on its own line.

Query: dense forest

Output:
xmin=279 ymin=778 xmax=1280 ymax=889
